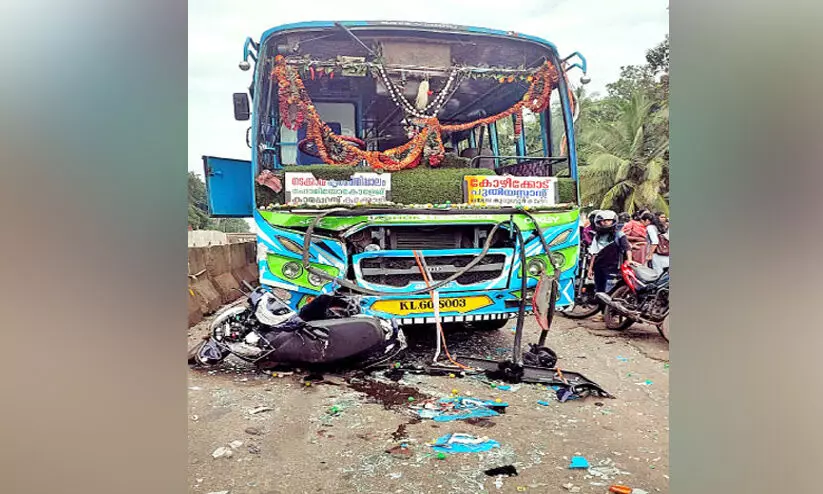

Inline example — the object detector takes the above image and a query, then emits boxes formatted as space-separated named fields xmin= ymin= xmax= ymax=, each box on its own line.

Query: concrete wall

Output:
xmin=188 ymin=230 xmax=229 ymax=247
xmin=188 ymin=240 xmax=258 ymax=327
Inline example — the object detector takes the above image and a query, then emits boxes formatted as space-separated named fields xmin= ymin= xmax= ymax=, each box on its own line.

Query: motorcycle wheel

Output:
xmin=559 ymin=301 xmax=601 ymax=319
xmin=657 ymin=315 xmax=669 ymax=341
xmin=603 ymin=285 xmax=636 ymax=331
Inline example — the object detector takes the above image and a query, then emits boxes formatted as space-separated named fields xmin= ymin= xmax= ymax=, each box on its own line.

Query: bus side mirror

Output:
xmin=233 ymin=93 xmax=250 ymax=121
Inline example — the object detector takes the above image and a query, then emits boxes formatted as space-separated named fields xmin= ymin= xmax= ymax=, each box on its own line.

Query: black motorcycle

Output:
xmin=188 ymin=286 xmax=407 ymax=369
xmin=596 ymin=263 xmax=670 ymax=340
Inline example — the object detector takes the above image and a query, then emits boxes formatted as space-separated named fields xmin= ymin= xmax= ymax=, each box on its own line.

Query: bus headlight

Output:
xmin=550 ymin=252 xmax=566 ymax=269
xmin=282 ymin=262 xmax=302 ymax=279
xmin=527 ymin=258 xmax=546 ymax=276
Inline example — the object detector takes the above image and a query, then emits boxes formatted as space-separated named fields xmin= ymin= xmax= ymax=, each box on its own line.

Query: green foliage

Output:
xmin=188 ymin=172 xmax=211 ymax=230
xmin=188 ymin=171 xmax=251 ymax=232
xmin=209 ymin=218 xmax=252 ymax=233
xmin=579 ymin=93 xmax=669 ymax=215
xmin=254 ymin=165 xmax=577 ymax=207
xmin=575 ymin=36 xmax=670 ymax=213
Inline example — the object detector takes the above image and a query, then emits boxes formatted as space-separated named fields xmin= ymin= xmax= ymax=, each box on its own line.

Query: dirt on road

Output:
xmin=188 ymin=313 xmax=669 ymax=494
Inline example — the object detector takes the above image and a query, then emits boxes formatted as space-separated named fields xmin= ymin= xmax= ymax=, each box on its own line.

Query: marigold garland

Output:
xmin=271 ymin=55 xmax=559 ymax=171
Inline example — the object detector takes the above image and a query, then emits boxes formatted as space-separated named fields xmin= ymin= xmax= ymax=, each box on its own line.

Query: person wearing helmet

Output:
xmin=586 ymin=210 xmax=632 ymax=293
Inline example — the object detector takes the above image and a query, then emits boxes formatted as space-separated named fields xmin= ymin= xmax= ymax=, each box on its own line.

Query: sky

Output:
xmin=189 ymin=0 xmax=669 ymax=179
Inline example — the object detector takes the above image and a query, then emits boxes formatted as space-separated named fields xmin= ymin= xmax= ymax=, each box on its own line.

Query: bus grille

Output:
xmin=358 ymin=254 xmax=506 ymax=288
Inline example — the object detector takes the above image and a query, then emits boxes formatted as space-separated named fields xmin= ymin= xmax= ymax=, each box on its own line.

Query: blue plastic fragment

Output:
xmin=537 ymin=400 xmax=551 ymax=406
xmin=413 ymin=396 xmax=507 ymax=421
xmin=616 ymin=356 xmax=629 ymax=362
xmin=496 ymin=385 xmax=512 ymax=391
xmin=431 ymin=433 xmax=500 ymax=454
xmin=569 ymin=456 xmax=590 ymax=469
xmin=432 ymin=407 xmax=498 ymax=422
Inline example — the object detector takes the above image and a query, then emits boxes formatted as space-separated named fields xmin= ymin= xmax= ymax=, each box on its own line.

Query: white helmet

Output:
xmin=594 ymin=210 xmax=618 ymax=234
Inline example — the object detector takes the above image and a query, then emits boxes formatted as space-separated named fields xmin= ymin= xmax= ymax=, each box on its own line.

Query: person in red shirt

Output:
xmin=622 ymin=211 xmax=654 ymax=264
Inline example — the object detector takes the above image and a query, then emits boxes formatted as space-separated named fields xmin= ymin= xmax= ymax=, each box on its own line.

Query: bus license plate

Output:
xmin=371 ymin=296 xmax=493 ymax=316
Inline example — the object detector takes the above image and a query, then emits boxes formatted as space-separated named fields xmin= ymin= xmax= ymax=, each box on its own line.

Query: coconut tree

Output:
xmin=579 ymin=92 xmax=669 ymax=215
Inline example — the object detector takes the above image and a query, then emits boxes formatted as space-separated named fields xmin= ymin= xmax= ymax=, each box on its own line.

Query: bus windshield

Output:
xmin=250 ymin=22 xmax=579 ymax=208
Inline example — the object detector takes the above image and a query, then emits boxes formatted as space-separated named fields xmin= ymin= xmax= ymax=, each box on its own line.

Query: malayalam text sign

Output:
xmin=285 ymin=172 xmax=391 ymax=205
xmin=463 ymin=175 xmax=557 ymax=206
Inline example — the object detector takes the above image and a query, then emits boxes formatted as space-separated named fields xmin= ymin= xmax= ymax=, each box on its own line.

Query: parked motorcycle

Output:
xmin=596 ymin=263 xmax=670 ymax=339
xmin=188 ymin=286 xmax=407 ymax=369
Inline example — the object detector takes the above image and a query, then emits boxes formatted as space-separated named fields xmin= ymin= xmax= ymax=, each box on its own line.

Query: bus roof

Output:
xmin=260 ymin=21 xmax=559 ymax=54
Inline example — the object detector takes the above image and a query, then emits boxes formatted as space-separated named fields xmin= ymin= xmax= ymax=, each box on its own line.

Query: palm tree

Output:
xmin=579 ymin=92 xmax=669 ymax=215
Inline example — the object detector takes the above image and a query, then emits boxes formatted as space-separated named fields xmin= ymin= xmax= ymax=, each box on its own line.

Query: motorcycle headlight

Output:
xmin=307 ymin=272 xmax=325 ymax=287
xmin=282 ymin=261 xmax=302 ymax=279
xmin=550 ymin=252 xmax=566 ymax=269
xmin=527 ymin=258 xmax=546 ymax=276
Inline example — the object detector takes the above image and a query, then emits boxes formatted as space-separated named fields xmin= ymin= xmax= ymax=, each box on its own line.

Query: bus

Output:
xmin=203 ymin=21 xmax=588 ymax=330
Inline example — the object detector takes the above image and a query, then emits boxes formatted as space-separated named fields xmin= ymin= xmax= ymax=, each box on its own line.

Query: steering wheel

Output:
xmin=298 ymin=135 xmax=366 ymax=158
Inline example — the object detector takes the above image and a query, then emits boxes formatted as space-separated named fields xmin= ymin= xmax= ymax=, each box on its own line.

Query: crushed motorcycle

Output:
xmin=188 ymin=283 xmax=407 ymax=370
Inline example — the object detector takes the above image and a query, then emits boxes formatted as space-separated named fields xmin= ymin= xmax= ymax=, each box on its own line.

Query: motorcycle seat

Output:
xmin=633 ymin=265 xmax=662 ymax=283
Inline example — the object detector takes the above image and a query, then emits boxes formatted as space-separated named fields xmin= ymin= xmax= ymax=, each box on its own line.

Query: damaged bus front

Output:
xmin=203 ymin=21 xmax=588 ymax=329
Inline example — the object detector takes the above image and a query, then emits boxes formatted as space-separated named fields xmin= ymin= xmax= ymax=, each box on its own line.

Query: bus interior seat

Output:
xmin=460 ymin=147 xmax=495 ymax=169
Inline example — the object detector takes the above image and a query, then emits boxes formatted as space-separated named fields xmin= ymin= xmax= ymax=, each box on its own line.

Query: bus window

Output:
xmin=522 ymin=108 xmax=543 ymax=156
xmin=279 ymin=102 xmax=356 ymax=165
xmin=549 ymin=87 xmax=571 ymax=177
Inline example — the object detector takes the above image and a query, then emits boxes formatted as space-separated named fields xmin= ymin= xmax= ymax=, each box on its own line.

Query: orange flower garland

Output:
xmin=271 ymin=56 xmax=559 ymax=170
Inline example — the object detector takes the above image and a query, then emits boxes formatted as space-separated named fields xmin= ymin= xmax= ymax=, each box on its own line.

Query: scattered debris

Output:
xmin=244 ymin=427 xmax=262 ymax=436
xmin=537 ymin=400 xmax=551 ymax=406
xmin=484 ymin=465 xmax=518 ymax=477
xmin=616 ymin=356 xmax=629 ymax=362
xmin=495 ymin=476 xmax=504 ymax=490
xmin=465 ymin=417 xmax=497 ymax=428
xmin=609 ymin=485 xmax=632 ymax=494
xmin=391 ymin=422 xmax=411 ymax=441
xmin=189 ymin=386 xmax=203 ymax=391
xmin=385 ymin=444 xmax=413 ymax=459
xmin=635 ymin=380 xmax=654 ymax=386
xmin=248 ymin=406 xmax=273 ymax=415
xmin=207 ymin=491 xmax=230 ymax=494
xmin=191 ymin=414 xmax=199 ymax=421
xmin=431 ymin=433 xmax=500 ymax=454
xmin=247 ymin=444 xmax=260 ymax=455
xmin=211 ymin=447 xmax=233 ymax=459
xmin=586 ymin=458 xmax=632 ymax=480
xmin=412 ymin=396 xmax=508 ymax=422
xmin=562 ymin=483 xmax=581 ymax=492
xmin=384 ymin=368 xmax=406 ymax=382
xmin=569 ymin=456 xmax=590 ymax=469
xmin=229 ymin=440 xmax=243 ymax=449
xmin=388 ymin=472 xmax=403 ymax=480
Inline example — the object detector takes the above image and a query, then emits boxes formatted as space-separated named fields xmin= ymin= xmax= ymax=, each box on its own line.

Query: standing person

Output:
xmin=647 ymin=212 xmax=670 ymax=275
xmin=617 ymin=212 xmax=630 ymax=231
xmin=622 ymin=212 xmax=653 ymax=264
xmin=580 ymin=209 xmax=599 ymax=252
xmin=586 ymin=210 xmax=632 ymax=294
